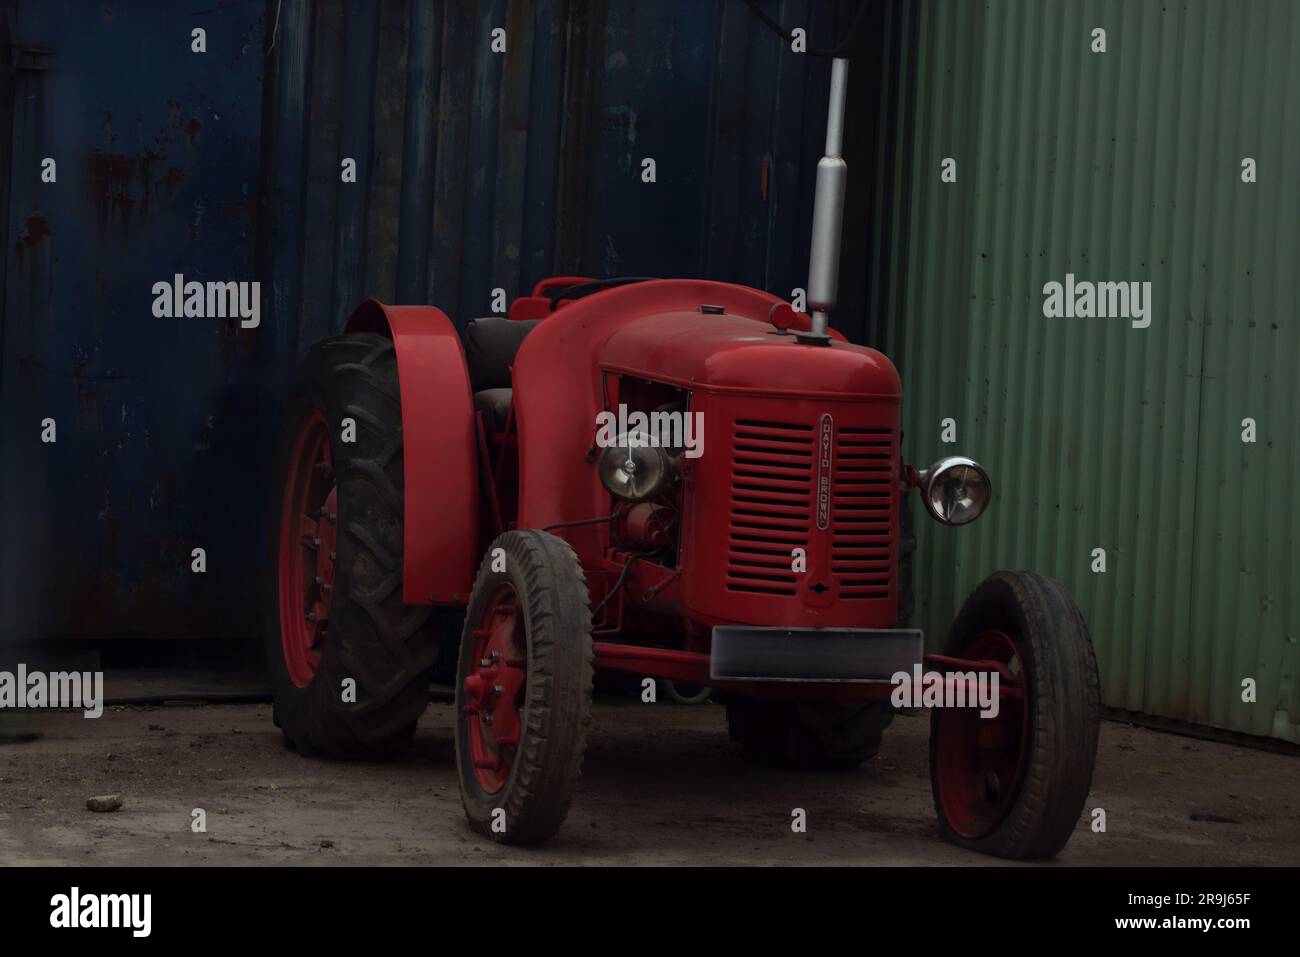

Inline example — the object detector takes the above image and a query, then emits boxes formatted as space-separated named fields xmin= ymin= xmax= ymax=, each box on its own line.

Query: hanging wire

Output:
xmin=741 ymin=0 xmax=869 ymax=59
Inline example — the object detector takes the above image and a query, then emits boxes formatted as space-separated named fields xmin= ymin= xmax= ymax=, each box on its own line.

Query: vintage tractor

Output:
xmin=267 ymin=57 xmax=1100 ymax=858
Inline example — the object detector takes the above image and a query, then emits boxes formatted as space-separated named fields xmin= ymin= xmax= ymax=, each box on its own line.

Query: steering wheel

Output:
xmin=548 ymin=277 xmax=658 ymax=311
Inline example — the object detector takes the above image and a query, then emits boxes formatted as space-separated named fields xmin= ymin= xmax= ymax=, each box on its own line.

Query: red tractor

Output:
xmin=268 ymin=57 xmax=1100 ymax=859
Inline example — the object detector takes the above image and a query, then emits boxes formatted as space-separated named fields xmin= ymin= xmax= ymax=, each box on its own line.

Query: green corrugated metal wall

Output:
xmin=872 ymin=0 xmax=1300 ymax=742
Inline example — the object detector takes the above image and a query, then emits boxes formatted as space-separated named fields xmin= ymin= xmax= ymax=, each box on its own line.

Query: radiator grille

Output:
xmin=725 ymin=418 xmax=893 ymax=600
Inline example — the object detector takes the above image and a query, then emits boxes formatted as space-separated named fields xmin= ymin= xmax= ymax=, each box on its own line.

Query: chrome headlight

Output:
xmin=597 ymin=432 xmax=671 ymax=502
xmin=918 ymin=456 xmax=991 ymax=525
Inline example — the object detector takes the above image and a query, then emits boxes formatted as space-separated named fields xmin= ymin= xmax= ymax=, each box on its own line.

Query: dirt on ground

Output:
xmin=1 ymin=698 xmax=1297 ymax=866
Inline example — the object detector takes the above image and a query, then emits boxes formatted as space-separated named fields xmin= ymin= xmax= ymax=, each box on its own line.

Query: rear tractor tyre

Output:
xmin=726 ymin=699 xmax=894 ymax=770
xmin=929 ymin=570 xmax=1100 ymax=860
xmin=267 ymin=332 xmax=443 ymax=758
xmin=455 ymin=530 xmax=594 ymax=845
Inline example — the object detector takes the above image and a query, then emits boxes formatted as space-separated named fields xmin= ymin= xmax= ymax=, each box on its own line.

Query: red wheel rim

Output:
xmin=934 ymin=629 xmax=1029 ymax=839
xmin=277 ymin=412 xmax=338 ymax=688
xmin=463 ymin=584 xmax=528 ymax=793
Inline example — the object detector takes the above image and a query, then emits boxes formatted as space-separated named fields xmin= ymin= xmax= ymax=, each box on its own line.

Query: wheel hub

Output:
xmin=278 ymin=413 xmax=337 ymax=688
xmin=463 ymin=586 xmax=527 ymax=793
xmin=933 ymin=628 xmax=1029 ymax=840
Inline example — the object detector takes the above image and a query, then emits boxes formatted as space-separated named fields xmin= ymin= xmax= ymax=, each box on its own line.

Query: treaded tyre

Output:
xmin=726 ymin=699 xmax=894 ymax=770
xmin=455 ymin=530 xmax=594 ymax=845
xmin=663 ymin=679 xmax=714 ymax=705
xmin=929 ymin=570 xmax=1101 ymax=860
xmin=267 ymin=332 xmax=442 ymax=757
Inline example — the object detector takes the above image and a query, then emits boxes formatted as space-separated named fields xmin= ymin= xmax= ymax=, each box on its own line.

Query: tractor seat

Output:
xmin=472 ymin=388 xmax=514 ymax=431
xmin=465 ymin=317 xmax=540 ymax=430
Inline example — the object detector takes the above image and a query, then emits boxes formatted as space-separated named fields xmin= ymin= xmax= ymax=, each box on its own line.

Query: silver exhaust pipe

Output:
xmin=805 ymin=57 xmax=849 ymax=342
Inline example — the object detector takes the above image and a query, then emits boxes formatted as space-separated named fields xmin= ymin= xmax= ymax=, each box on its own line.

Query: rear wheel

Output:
xmin=929 ymin=570 xmax=1100 ymax=859
xmin=455 ymin=530 xmax=593 ymax=844
xmin=726 ymin=699 xmax=893 ymax=770
xmin=267 ymin=332 xmax=443 ymax=757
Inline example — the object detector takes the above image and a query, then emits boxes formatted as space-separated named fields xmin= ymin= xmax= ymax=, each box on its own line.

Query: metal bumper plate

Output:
xmin=709 ymin=627 xmax=924 ymax=683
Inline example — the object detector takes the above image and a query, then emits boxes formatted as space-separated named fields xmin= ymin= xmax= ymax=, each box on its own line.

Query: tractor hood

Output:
xmin=597 ymin=311 xmax=900 ymax=399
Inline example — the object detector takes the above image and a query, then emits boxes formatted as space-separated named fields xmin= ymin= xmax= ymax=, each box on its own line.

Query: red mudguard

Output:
xmin=344 ymin=299 xmax=479 ymax=605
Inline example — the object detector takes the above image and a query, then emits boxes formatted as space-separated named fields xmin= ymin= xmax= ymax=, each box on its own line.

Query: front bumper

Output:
xmin=710 ymin=626 xmax=923 ymax=683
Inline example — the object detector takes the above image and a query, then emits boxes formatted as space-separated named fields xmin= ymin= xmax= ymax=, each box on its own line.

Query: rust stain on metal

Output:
xmin=507 ymin=0 xmax=528 ymax=71
xmin=215 ymin=198 xmax=257 ymax=229
xmin=18 ymin=214 xmax=52 ymax=248
xmin=73 ymin=360 xmax=97 ymax=400
xmin=185 ymin=117 xmax=202 ymax=144
xmin=160 ymin=166 xmax=185 ymax=202
xmin=760 ymin=152 xmax=770 ymax=201
xmin=89 ymin=142 xmax=188 ymax=237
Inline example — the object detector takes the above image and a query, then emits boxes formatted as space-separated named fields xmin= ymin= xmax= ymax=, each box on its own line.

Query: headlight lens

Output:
xmin=919 ymin=456 xmax=991 ymax=525
xmin=597 ymin=432 xmax=671 ymax=502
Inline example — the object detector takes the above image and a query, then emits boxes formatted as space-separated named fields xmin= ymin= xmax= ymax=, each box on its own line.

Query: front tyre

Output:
xmin=455 ymin=530 xmax=594 ymax=845
xmin=929 ymin=571 xmax=1101 ymax=859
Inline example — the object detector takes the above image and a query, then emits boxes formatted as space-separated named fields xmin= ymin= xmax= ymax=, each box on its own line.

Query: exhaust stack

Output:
xmin=804 ymin=56 xmax=849 ymax=343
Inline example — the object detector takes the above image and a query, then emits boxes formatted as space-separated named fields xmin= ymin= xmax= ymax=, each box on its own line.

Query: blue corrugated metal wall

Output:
xmin=1 ymin=0 xmax=904 ymax=641
xmin=0 ymin=1 xmax=265 ymax=641
xmin=260 ymin=0 xmax=903 ymax=348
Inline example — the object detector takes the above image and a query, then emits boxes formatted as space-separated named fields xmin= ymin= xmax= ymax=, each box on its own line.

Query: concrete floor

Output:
xmin=1 ymin=698 xmax=1297 ymax=866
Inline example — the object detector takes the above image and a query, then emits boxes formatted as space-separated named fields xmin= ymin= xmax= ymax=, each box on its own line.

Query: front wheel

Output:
xmin=455 ymin=530 xmax=594 ymax=845
xmin=929 ymin=571 xmax=1100 ymax=859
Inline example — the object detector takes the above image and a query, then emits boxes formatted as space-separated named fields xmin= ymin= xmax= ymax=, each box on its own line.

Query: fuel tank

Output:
xmin=598 ymin=311 xmax=901 ymax=399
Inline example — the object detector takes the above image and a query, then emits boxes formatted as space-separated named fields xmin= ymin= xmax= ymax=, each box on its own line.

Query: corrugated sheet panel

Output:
xmin=0 ymin=0 xmax=908 ymax=642
xmin=0 ymin=1 xmax=265 ymax=640
xmin=260 ymin=0 xmax=907 ymax=349
xmin=875 ymin=0 xmax=1300 ymax=742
